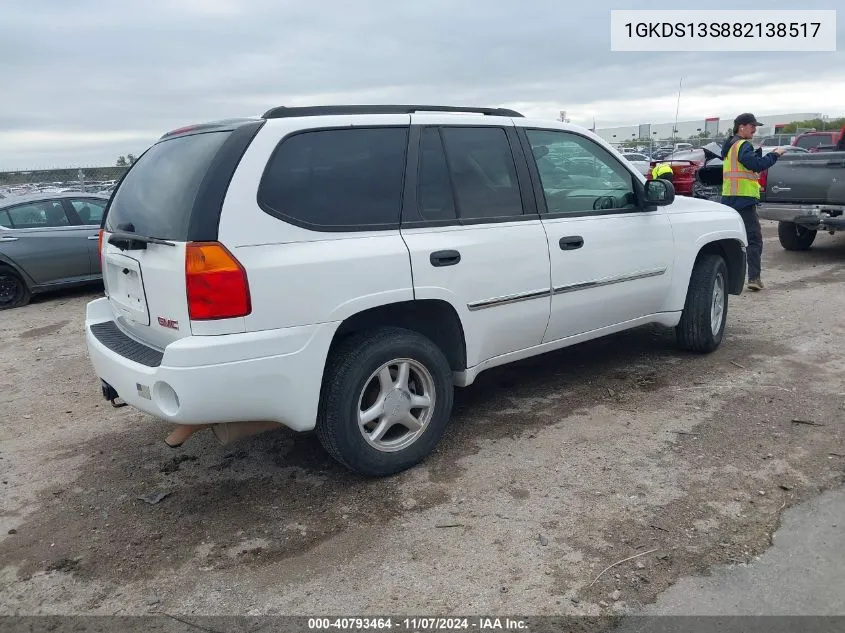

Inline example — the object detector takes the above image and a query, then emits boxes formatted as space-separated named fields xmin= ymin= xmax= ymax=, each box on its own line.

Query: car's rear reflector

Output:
xmin=185 ymin=242 xmax=251 ymax=320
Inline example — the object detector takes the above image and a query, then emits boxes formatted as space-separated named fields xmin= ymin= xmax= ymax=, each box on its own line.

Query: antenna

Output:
xmin=673 ymin=77 xmax=683 ymax=146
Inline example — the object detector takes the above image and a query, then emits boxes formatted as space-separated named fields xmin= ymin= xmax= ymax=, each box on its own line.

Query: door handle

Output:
xmin=559 ymin=236 xmax=584 ymax=250
xmin=430 ymin=250 xmax=461 ymax=267
xmin=0 ymin=236 xmax=19 ymax=242
xmin=87 ymin=235 xmax=99 ymax=240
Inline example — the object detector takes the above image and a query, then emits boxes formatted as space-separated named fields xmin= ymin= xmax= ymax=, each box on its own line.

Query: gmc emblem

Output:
xmin=157 ymin=317 xmax=179 ymax=330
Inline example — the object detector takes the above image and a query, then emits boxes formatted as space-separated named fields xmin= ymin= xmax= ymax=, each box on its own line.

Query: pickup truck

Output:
xmin=757 ymin=151 xmax=845 ymax=250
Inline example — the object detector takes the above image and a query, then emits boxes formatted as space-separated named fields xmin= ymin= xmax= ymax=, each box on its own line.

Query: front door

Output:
xmin=400 ymin=119 xmax=552 ymax=368
xmin=515 ymin=126 xmax=675 ymax=343
xmin=0 ymin=198 xmax=92 ymax=286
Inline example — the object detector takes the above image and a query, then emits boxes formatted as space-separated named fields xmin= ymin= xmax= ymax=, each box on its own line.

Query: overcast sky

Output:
xmin=0 ymin=0 xmax=842 ymax=171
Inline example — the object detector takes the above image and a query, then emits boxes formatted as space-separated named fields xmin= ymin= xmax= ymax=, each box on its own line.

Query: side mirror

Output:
xmin=644 ymin=178 xmax=675 ymax=207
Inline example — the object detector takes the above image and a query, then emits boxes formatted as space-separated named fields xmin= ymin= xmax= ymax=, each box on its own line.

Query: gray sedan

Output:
xmin=0 ymin=192 xmax=109 ymax=309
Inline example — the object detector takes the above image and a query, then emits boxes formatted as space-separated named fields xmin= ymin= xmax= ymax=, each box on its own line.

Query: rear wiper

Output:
xmin=107 ymin=230 xmax=176 ymax=251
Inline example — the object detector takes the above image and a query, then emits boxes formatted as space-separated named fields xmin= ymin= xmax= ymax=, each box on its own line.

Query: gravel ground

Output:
xmin=1 ymin=220 xmax=844 ymax=619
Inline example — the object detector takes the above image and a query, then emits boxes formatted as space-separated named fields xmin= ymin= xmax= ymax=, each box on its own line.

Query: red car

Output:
xmin=648 ymin=144 xmax=722 ymax=196
xmin=791 ymin=127 xmax=844 ymax=152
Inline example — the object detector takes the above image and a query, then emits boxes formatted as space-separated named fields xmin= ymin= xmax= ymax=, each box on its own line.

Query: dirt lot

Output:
xmin=1 ymin=220 xmax=844 ymax=619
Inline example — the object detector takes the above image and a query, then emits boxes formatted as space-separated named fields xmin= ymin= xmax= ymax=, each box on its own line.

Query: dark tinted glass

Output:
xmin=417 ymin=128 xmax=456 ymax=221
xmin=105 ymin=131 xmax=231 ymax=240
xmin=439 ymin=127 xmax=523 ymax=219
xmin=259 ymin=127 xmax=408 ymax=228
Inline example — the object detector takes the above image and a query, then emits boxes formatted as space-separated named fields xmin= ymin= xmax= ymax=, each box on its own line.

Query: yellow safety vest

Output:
xmin=722 ymin=139 xmax=760 ymax=198
xmin=651 ymin=163 xmax=673 ymax=179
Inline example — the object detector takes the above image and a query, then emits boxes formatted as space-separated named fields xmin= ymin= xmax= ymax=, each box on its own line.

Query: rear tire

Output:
xmin=316 ymin=327 xmax=454 ymax=477
xmin=676 ymin=254 xmax=728 ymax=353
xmin=0 ymin=266 xmax=30 ymax=310
xmin=778 ymin=221 xmax=817 ymax=251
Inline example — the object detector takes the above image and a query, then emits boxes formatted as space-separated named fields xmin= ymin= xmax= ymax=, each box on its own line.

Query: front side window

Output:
xmin=259 ymin=127 xmax=409 ymax=229
xmin=525 ymin=129 xmax=637 ymax=214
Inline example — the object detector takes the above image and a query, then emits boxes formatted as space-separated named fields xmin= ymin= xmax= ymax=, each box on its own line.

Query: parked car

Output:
xmin=791 ymin=130 xmax=843 ymax=152
xmin=0 ymin=192 xmax=108 ymax=309
xmin=620 ymin=152 xmax=652 ymax=175
xmin=85 ymin=104 xmax=748 ymax=477
xmin=647 ymin=146 xmax=717 ymax=196
xmin=762 ymin=145 xmax=808 ymax=156
xmin=758 ymin=150 xmax=845 ymax=250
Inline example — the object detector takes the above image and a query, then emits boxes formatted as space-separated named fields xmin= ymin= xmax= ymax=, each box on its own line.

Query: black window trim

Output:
xmin=256 ymin=124 xmax=411 ymax=233
xmin=515 ymin=126 xmax=656 ymax=219
xmin=400 ymin=123 xmax=540 ymax=229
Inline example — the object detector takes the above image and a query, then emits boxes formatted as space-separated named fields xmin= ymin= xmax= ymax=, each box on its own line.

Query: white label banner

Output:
xmin=610 ymin=10 xmax=837 ymax=52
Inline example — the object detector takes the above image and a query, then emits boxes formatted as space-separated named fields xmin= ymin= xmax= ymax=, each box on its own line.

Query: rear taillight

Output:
xmin=97 ymin=229 xmax=104 ymax=266
xmin=759 ymin=170 xmax=768 ymax=190
xmin=185 ymin=242 xmax=251 ymax=320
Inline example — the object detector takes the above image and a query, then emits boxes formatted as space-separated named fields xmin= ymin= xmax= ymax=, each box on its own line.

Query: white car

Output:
xmin=620 ymin=152 xmax=652 ymax=175
xmin=85 ymin=105 xmax=748 ymax=476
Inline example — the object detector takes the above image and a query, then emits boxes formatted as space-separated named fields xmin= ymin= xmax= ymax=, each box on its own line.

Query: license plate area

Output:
xmin=105 ymin=252 xmax=150 ymax=326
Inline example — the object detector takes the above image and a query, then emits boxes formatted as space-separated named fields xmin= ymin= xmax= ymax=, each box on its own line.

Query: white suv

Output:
xmin=85 ymin=105 xmax=747 ymax=476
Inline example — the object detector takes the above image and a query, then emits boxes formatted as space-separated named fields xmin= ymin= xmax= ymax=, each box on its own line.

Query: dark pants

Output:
xmin=737 ymin=205 xmax=762 ymax=280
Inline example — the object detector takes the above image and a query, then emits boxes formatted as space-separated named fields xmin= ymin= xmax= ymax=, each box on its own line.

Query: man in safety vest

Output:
xmin=651 ymin=162 xmax=674 ymax=182
xmin=721 ymin=113 xmax=786 ymax=291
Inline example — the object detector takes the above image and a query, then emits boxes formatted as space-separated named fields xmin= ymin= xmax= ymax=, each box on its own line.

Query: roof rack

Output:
xmin=261 ymin=105 xmax=524 ymax=119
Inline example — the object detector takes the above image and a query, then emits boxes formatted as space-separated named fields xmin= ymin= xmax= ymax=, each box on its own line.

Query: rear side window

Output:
xmin=258 ymin=127 xmax=409 ymax=230
xmin=105 ymin=131 xmax=232 ymax=240
xmin=439 ymin=127 xmax=524 ymax=220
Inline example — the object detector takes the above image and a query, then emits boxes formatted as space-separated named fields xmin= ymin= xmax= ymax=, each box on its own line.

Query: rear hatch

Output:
xmin=101 ymin=120 xmax=263 ymax=349
xmin=761 ymin=151 xmax=845 ymax=206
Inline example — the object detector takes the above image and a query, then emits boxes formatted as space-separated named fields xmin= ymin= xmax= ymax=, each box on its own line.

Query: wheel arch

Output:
xmin=0 ymin=255 xmax=34 ymax=289
xmin=695 ymin=238 xmax=746 ymax=295
xmin=327 ymin=299 xmax=468 ymax=372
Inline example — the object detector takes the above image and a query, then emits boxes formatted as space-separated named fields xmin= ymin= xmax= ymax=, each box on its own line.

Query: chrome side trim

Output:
xmin=467 ymin=288 xmax=551 ymax=311
xmin=553 ymin=268 xmax=667 ymax=295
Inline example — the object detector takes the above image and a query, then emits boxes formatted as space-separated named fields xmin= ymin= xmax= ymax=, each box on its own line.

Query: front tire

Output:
xmin=676 ymin=254 xmax=729 ymax=353
xmin=316 ymin=327 xmax=454 ymax=477
xmin=0 ymin=267 xmax=31 ymax=310
xmin=778 ymin=221 xmax=817 ymax=251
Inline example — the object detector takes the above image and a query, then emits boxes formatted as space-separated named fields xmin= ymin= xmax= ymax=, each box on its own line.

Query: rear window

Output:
xmin=794 ymin=134 xmax=834 ymax=149
xmin=105 ymin=131 xmax=231 ymax=240
xmin=257 ymin=127 xmax=409 ymax=230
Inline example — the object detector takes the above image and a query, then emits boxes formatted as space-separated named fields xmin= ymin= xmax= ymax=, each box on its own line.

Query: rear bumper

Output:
xmin=758 ymin=203 xmax=845 ymax=228
xmin=84 ymin=297 xmax=335 ymax=431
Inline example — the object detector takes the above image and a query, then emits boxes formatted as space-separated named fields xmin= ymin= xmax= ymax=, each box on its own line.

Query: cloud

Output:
xmin=0 ymin=0 xmax=842 ymax=170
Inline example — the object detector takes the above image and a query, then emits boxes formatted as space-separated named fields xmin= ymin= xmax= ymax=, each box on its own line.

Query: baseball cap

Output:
xmin=734 ymin=113 xmax=764 ymax=127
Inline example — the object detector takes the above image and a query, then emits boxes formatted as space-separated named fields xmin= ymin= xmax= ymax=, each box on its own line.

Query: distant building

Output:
xmin=595 ymin=113 xmax=822 ymax=145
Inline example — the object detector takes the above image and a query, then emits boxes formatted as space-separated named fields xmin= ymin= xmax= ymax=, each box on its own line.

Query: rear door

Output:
xmin=100 ymin=123 xmax=260 ymax=349
xmin=400 ymin=116 xmax=552 ymax=368
xmin=515 ymin=126 xmax=675 ymax=342
xmin=66 ymin=197 xmax=108 ymax=274
xmin=0 ymin=199 xmax=92 ymax=285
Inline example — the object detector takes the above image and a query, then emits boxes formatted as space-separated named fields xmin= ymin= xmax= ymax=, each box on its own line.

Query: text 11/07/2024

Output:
xmin=610 ymin=9 xmax=837 ymax=51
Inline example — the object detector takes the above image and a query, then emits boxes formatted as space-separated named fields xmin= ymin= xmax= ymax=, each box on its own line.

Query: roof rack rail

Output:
xmin=261 ymin=104 xmax=524 ymax=119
